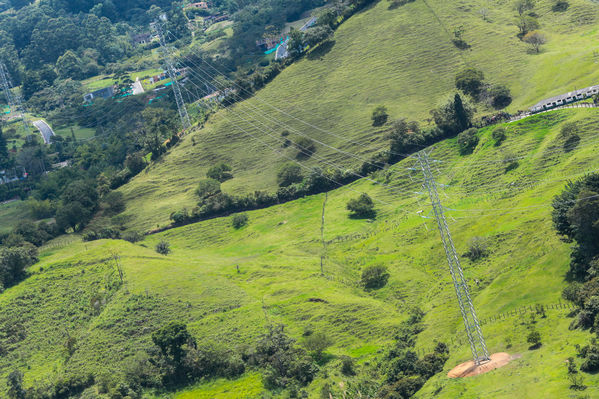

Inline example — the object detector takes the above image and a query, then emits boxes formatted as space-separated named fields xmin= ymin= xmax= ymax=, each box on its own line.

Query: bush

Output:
xmin=206 ymin=163 xmax=233 ymax=182
xmin=155 ymin=240 xmax=171 ymax=255
xmin=196 ymin=178 xmax=221 ymax=200
xmin=361 ymin=265 xmax=389 ymax=289
xmin=455 ymin=68 xmax=485 ymax=98
xmin=122 ymin=231 xmax=143 ymax=243
xmin=457 ymin=128 xmax=479 ymax=155
xmin=464 ymin=237 xmax=488 ymax=261
xmin=489 ymin=85 xmax=513 ymax=109
xmin=340 ymin=356 xmax=355 ymax=376
xmin=552 ymin=0 xmax=569 ymax=11
xmin=277 ymin=163 xmax=304 ymax=187
xmin=232 ymin=213 xmax=249 ymax=229
xmin=492 ymin=127 xmax=507 ymax=146
xmin=295 ymin=137 xmax=317 ymax=159
xmin=527 ymin=330 xmax=542 ymax=349
xmin=347 ymin=193 xmax=376 ymax=218
xmin=125 ymin=153 xmax=147 ymax=175
xmin=371 ymin=105 xmax=389 ymax=126
xmin=170 ymin=208 xmax=189 ymax=225
xmin=303 ymin=332 xmax=333 ymax=361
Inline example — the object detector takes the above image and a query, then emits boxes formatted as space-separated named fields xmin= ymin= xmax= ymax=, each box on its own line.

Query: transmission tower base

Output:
xmin=447 ymin=352 xmax=519 ymax=378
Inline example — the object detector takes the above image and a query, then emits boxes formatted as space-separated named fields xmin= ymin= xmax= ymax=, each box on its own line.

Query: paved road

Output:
xmin=132 ymin=78 xmax=145 ymax=95
xmin=32 ymin=120 xmax=55 ymax=144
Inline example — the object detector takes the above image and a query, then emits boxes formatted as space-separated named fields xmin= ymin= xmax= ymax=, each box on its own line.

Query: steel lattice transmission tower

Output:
xmin=153 ymin=16 xmax=192 ymax=131
xmin=0 ymin=63 xmax=31 ymax=136
xmin=417 ymin=150 xmax=490 ymax=365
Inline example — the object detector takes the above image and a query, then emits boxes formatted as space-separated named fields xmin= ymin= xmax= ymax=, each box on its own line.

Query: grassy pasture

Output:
xmin=118 ymin=0 xmax=599 ymax=232
xmin=2 ymin=109 xmax=599 ymax=397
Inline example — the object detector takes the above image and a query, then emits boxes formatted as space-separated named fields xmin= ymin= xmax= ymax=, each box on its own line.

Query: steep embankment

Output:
xmin=2 ymin=109 xmax=599 ymax=397
xmin=118 ymin=0 xmax=599 ymax=231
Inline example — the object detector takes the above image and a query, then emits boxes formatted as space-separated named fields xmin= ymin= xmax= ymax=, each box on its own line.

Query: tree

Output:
xmin=206 ymin=163 xmax=233 ymax=182
xmin=515 ymin=0 xmax=536 ymax=16
xmin=431 ymin=94 xmax=474 ymax=136
xmin=137 ymin=108 xmax=178 ymax=160
xmin=527 ymin=329 xmax=541 ymax=348
xmin=455 ymin=68 xmax=485 ymax=98
xmin=489 ymin=85 xmax=513 ymax=109
xmin=125 ymin=153 xmax=146 ymax=175
xmin=232 ymin=213 xmax=248 ymax=229
xmin=523 ymin=31 xmax=547 ymax=53
xmin=517 ymin=16 xmax=539 ymax=37
xmin=6 ymin=370 xmax=26 ymax=399
xmin=155 ymin=240 xmax=171 ymax=255
xmin=152 ymin=322 xmax=193 ymax=364
xmin=371 ymin=105 xmax=389 ymax=126
xmin=347 ymin=193 xmax=376 ymax=218
xmin=361 ymin=265 xmax=389 ymax=289
xmin=196 ymin=178 xmax=221 ymax=200
xmin=295 ymin=137 xmax=317 ymax=159
xmin=287 ymin=28 xmax=305 ymax=58
xmin=0 ymin=244 xmax=38 ymax=289
xmin=56 ymin=50 xmax=84 ymax=79
xmin=277 ymin=163 xmax=303 ymax=187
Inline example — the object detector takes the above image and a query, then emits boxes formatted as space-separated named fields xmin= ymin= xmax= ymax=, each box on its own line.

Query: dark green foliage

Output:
xmin=155 ymin=240 xmax=171 ymax=255
xmin=170 ymin=208 xmax=189 ymax=225
xmin=527 ymin=329 xmax=541 ymax=349
xmin=303 ymin=331 xmax=333 ymax=361
xmin=0 ymin=244 xmax=38 ymax=290
xmin=552 ymin=0 xmax=569 ymax=11
xmin=56 ymin=179 xmax=99 ymax=232
xmin=578 ymin=339 xmax=599 ymax=373
xmin=196 ymin=178 xmax=221 ymax=200
xmin=340 ymin=355 xmax=356 ymax=376
xmin=122 ymin=231 xmax=144 ymax=243
xmin=489 ymin=85 xmax=513 ymax=109
xmin=295 ymin=137 xmax=317 ymax=159
xmin=492 ymin=127 xmax=507 ymax=146
xmin=455 ymin=68 xmax=485 ymax=97
xmin=464 ymin=236 xmax=488 ymax=261
xmin=152 ymin=322 xmax=193 ymax=366
xmin=125 ymin=153 xmax=147 ymax=176
xmin=360 ymin=265 xmax=389 ymax=289
xmin=457 ymin=128 xmax=479 ymax=155
xmin=389 ymin=119 xmax=423 ymax=156
xmin=232 ymin=213 xmax=249 ymax=229
xmin=277 ymin=163 xmax=304 ymax=187
xmin=431 ymin=94 xmax=474 ymax=136
xmin=6 ymin=370 xmax=25 ymax=399
xmin=517 ymin=16 xmax=540 ymax=37
xmin=206 ymin=163 xmax=233 ymax=182
xmin=347 ymin=193 xmax=376 ymax=218
xmin=372 ymin=105 xmax=389 ymax=127
xmin=0 ymin=126 xmax=8 ymax=168
xmin=251 ymin=324 xmax=318 ymax=389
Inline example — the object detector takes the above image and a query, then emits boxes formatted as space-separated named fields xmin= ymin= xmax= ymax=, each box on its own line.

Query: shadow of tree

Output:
xmin=307 ymin=40 xmax=336 ymax=61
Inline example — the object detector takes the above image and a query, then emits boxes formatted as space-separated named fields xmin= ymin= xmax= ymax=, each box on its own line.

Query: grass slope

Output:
xmin=2 ymin=109 xmax=599 ymax=397
xmin=118 ymin=0 xmax=599 ymax=231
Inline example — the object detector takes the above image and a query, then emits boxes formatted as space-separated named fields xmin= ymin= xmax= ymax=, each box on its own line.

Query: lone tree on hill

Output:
xmin=371 ymin=105 xmax=389 ymax=126
xmin=523 ymin=31 xmax=547 ymax=53
xmin=347 ymin=193 xmax=376 ymax=218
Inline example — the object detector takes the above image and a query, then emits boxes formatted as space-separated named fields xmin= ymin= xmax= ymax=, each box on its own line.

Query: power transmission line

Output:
xmin=153 ymin=16 xmax=191 ymax=131
xmin=417 ymin=149 xmax=489 ymax=365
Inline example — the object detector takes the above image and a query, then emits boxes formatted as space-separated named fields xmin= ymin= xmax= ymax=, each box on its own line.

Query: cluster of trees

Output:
xmin=378 ymin=308 xmax=449 ymax=399
xmin=553 ymin=173 xmax=599 ymax=332
xmin=513 ymin=0 xmax=547 ymax=52
xmin=455 ymin=68 xmax=512 ymax=109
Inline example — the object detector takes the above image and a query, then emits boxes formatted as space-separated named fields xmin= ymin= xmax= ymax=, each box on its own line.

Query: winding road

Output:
xmin=32 ymin=120 xmax=55 ymax=144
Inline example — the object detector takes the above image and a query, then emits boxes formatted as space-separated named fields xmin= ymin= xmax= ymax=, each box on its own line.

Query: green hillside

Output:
xmin=118 ymin=0 xmax=599 ymax=232
xmin=3 ymin=108 xmax=599 ymax=397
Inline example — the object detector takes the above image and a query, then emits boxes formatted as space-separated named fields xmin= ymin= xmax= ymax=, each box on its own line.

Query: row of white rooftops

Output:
xmin=530 ymin=84 xmax=599 ymax=113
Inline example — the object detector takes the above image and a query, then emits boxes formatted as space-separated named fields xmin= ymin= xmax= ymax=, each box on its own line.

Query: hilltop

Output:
xmin=118 ymin=0 xmax=599 ymax=232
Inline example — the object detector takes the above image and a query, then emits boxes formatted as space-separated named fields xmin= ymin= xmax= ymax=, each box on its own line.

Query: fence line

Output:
xmin=413 ymin=301 xmax=577 ymax=356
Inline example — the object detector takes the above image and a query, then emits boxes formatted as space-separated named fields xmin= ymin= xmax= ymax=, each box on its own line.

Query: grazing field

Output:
xmin=0 ymin=200 xmax=27 ymax=234
xmin=3 ymin=109 xmax=599 ymax=397
xmin=118 ymin=0 xmax=599 ymax=232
